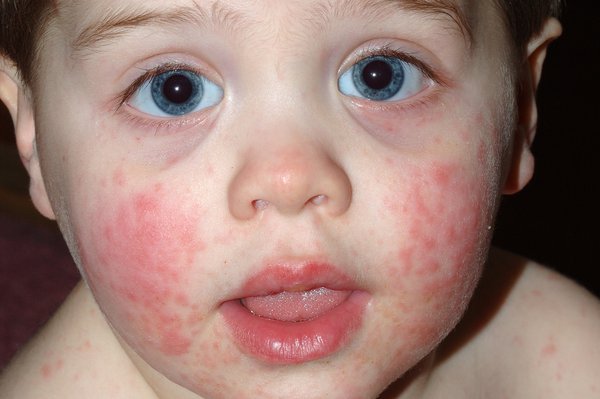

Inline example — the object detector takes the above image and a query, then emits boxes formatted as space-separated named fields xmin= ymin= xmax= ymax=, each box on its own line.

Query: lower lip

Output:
xmin=220 ymin=291 xmax=369 ymax=364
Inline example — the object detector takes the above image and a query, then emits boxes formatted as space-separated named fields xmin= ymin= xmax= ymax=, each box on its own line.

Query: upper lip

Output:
xmin=224 ymin=259 xmax=360 ymax=301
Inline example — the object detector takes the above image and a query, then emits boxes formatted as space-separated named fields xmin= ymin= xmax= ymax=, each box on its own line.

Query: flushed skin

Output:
xmin=32 ymin=1 xmax=507 ymax=395
xmin=0 ymin=0 xmax=586 ymax=398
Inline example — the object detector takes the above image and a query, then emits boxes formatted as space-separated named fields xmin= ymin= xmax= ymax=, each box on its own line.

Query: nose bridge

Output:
xmin=228 ymin=127 xmax=352 ymax=220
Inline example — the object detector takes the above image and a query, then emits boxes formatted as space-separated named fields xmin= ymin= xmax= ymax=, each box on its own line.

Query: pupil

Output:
xmin=361 ymin=60 xmax=393 ymax=90
xmin=162 ymin=74 xmax=193 ymax=104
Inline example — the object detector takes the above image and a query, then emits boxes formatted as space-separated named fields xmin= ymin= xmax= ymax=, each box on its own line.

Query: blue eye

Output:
xmin=129 ymin=69 xmax=223 ymax=117
xmin=338 ymin=55 xmax=428 ymax=102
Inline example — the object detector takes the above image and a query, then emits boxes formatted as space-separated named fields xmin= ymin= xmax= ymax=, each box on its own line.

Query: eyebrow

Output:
xmin=307 ymin=0 xmax=471 ymax=43
xmin=70 ymin=0 xmax=471 ymax=56
xmin=390 ymin=0 xmax=472 ymax=43
xmin=71 ymin=5 xmax=211 ymax=55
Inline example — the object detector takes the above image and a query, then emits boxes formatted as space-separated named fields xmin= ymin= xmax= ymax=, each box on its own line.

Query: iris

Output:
xmin=351 ymin=56 xmax=405 ymax=101
xmin=151 ymin=70 xmax=204 ymax=116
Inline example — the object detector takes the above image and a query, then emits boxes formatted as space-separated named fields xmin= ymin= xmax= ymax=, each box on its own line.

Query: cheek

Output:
xmin=396 ymin=163 xmax=488 ymax=285
xmin=378 ymin=159 xmax=496 ymax=350
xmin=76 ymin=179 xmax=207 ymax=357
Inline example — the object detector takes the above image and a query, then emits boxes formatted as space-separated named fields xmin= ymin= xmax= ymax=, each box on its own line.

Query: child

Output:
xmin=1 ymin=0 xmax=598 ymax=397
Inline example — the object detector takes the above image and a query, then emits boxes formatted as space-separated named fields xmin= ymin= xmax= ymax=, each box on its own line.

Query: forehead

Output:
xmin=50 ymin=0 xmax=496 ymax=53
xmin=55 ymin=0 xmax=477 ymax=21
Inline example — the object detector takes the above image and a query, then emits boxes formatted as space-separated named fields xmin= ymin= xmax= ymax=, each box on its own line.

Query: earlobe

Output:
xmin=502 ymin=18 xmax=562 ymax=195
xmin=0 ymin=58 xmax=56 ymax=220
xmin=502 ymin=126 xmax=535 ymax=195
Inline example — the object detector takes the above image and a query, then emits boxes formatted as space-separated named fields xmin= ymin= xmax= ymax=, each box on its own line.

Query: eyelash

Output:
xmin=343 ymin=45 xmax=446 ymax=112
xmin=115 ymin=62 xmax=212 ymax=131
xmin=114 ymin=46 xmax=443 ymax=130
xmin=350 ymin=45 xmax=439 ymax=83
xmin=118 ymin=62 xmax=201 ymax=106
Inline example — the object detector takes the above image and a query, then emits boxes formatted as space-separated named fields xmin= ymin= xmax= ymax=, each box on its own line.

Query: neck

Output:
xmin=378 ymin=352 xmax=437 ymax=399
xmin=116 ymin=334 xmax=202 ymax=399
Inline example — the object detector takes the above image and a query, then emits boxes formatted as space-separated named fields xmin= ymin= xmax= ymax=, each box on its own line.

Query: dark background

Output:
xmin=492 ymin=2 xmax=599 ymax=296
xmin=0 ymin=0 xmax=598 ymax=369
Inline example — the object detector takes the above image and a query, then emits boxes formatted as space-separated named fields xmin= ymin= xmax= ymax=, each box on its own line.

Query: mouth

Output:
xmin=219 ymin=262 xmax=370 ymax=364
xmin=241 ymin=287 xmax=352 ymax=322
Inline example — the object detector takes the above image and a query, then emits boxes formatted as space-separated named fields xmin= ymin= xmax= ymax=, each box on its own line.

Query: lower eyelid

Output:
xmin=345 ymin=83 xmax=441 ymax=115
xmin=118 ymin=103 xmax=215 ymax=133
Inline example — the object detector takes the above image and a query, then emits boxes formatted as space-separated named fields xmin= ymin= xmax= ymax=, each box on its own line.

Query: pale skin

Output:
xmin=0 ymin=0 xmax=599 ymax=398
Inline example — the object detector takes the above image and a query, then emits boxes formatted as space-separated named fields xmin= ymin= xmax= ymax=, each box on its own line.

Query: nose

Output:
xmin=228 ymin=142 xmax=352 ymax=220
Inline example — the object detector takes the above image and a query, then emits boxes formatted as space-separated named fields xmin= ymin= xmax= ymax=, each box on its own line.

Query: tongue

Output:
xmin=241 ymin=287 xmax=351 ymax=322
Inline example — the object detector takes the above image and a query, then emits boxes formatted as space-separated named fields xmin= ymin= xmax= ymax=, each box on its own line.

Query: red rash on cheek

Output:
xmin=403 ymin=163 xmax=485 ymax=277
xmin=83 ymin=182 xmax=206 ymax=356
xmin=383 ymin=160 xmax=491 ymax=342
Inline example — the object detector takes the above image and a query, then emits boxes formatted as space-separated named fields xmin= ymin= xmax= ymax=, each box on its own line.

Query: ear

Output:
xmin=502 ymin=18 xmax=562 ymax=195
xmin=0 ymin=58 xmax=55 ymax=219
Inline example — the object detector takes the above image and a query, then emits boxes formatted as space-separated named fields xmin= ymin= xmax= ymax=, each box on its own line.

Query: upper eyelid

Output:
xmin=115 ymin=45 xmax=444 ymax=111
xmin=341 ymin=44 xmax=447 ymax=87
xmin=360 ymin=48 xmax=432 ymax=78
xmin=117 ymin=62 xmax=209 ymax=108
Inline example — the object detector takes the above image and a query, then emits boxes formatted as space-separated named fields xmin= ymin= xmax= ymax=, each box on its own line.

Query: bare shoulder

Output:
xmin=489 ymin=248 xmax=600 ymax=353
xmin=0 ymin=282 xmax=155 ymax=399
xmin=505 ymin=249 xmax=600 ymax=397
xmin=439 ymin=247 xmax=600 ymax=398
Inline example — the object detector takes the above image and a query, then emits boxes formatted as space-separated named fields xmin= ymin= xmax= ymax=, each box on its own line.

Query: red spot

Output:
xmin=443 ymin=225 xmax=458 ymax=245
xmin=432 ymin=165 xmax=451 ymax=187
xmin=417 ymin=260 xmax=441 ymax=276
xmin=422 ymin=235 xmax=437 ymax=251
xmin=41 ymin=364 xmax=52 ymax=379
xmin=397 ymin=246 xmax=416 ymax=275
xmin=76 ymin=340 xmax=92 ymax=352
xmin=40 ymin=358 xmax=64 ymax=379
xmin=160 ymin=328 xmax=193 ymax=356
xmin=112 ymin=168 xmax=126 ymax=187
xmin=555 ymin=372 xmax=562 ymax=381
xmin=542 ymin=342 xmax=557 ymax=357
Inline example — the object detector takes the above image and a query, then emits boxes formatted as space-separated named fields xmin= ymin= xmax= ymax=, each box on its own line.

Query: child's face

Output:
xmin=32 ymin=0 xmax=517 ymax=397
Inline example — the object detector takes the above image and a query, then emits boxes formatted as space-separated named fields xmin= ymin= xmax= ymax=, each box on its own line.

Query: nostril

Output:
xmin=309 ymin=195 xmax=327 ymax=206
xmin=252 ymin=199 xmax=270 ymax=211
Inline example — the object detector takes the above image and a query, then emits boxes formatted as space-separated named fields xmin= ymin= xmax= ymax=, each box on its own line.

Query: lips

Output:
xmin=220 ymin=262 xmax=369 ymax=364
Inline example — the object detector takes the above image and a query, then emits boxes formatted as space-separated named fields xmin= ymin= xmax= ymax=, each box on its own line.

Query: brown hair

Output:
xmin=496 ymin=0 xmax=564 ymax=53
xmin=0 ymin=0 xmax=58 ymax=86
xmin=1 ymin=0 xmax=563 ymax=87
